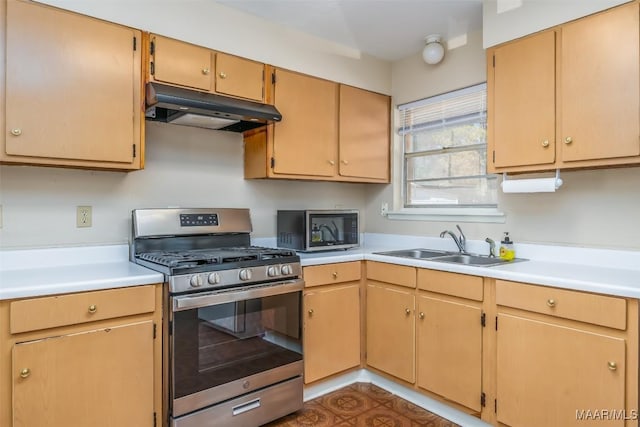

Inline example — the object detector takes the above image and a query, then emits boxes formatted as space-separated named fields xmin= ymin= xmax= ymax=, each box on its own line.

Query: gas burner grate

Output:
xmin=138 ymin=251 xmax=221 ymax=268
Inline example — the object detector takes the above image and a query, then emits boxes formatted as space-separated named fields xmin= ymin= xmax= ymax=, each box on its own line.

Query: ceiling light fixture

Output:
xmin=422 ymin=34 xmax=445 ymax=65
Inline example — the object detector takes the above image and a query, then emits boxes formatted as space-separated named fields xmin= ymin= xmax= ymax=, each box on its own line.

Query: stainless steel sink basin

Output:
xmin=430 ymin=254 xmax=513 ymax=267
xmin=374 ymin=248 xmax=451 ymax=259
xmin=374 ymin=248 xmax=526 ymax=267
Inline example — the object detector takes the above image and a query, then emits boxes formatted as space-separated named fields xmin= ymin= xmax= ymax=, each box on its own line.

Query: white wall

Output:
xmin=0 ymin=123 xmax=366 ymax=248
xmin=366 ymin=27 xmax=640 ymax=251
xmin=483 ymin=0 xmax=631 ymax=48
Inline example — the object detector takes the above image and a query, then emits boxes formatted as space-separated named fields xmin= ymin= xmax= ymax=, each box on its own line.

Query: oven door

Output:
xmin=170 ymin=279 xmax=304 ymax=418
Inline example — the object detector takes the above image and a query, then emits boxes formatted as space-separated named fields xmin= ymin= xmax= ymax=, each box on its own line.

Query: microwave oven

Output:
xmin=277 ymin=210 xmax=359 ymax=252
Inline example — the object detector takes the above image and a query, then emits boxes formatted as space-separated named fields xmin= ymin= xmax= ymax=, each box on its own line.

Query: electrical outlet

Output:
xmin=76 ymin=206 xmax=92 ymax=228
xmin=381 ymin=203 xmax=389 ymax=216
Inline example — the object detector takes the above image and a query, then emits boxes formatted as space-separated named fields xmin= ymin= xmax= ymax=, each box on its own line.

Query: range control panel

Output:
xmin=180 ymin=213 xmax=219 ymax=227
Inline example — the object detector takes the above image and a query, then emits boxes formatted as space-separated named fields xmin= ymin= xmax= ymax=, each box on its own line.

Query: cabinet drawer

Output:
xmin=304 ymin=262 xmax=361 ymax=288
xmin=10 ymin=285 xmax=156 ymax=334
xmin=417 ymin=269 xmax=483 ymax=301
xmin=496 ymin=280 xmax=626 ymax=330
xmin=366 ymin=261 xmax=416 ymax=289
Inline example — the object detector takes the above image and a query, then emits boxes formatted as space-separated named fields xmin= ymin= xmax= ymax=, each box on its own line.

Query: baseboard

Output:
xmin=303 ymin=369 xmax=491 ymax=427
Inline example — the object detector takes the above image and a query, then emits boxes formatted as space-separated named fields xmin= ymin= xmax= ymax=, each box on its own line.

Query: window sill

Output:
xmin=385 ymin=207 xmax=506 ymax=223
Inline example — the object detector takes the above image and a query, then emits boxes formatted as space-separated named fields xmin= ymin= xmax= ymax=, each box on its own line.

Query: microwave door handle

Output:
xmin=172 ymin=279 xmax=304 ymax=312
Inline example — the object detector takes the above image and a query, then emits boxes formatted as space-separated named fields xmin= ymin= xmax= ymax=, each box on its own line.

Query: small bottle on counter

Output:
xmin=499 ymin=232 xmax=515 ymax=261
xmin=311 ymin=224 xmax=322 ymax=242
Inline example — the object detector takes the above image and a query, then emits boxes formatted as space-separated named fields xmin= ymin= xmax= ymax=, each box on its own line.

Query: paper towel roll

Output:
xmin=501 ymin=177 xmax=561 ymax=193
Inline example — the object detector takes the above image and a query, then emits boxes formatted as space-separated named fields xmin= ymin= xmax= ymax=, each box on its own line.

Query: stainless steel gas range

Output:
xmin=130 ymin=208 xmax=304 ymax=427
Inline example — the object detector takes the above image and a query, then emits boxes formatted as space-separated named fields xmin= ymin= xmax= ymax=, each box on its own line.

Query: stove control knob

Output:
xmin=267 ymin=266 xmax=280 ymax=277
xmin=207 ymin=272 xmax=221 ymax=285
xmin=239 ymin=269 xmax=252 ymax=281
xmin=190 ymin=275 xmax=203 ymax=288
xmin=281 ymin=264 xmax=293 ymax=276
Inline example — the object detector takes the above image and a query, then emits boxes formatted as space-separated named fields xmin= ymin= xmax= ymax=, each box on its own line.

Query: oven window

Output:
xmin=172 ymin=291 xmax=302 ymax=399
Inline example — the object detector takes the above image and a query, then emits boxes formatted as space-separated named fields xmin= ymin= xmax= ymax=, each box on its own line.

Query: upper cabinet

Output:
xmin=487 ymin=2 xmax=640 ymax=173
xmin=244 ymin=69 xmax=390 ymax=183
xmin=2 ymin=0 xmax=143 ymax=170
xmin=148 ymin=34 xmax=265 ymax=102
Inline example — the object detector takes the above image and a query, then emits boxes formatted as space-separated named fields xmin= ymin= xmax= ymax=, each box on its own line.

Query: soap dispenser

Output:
xmin=499 ymin=232 xmax=515 ymax=261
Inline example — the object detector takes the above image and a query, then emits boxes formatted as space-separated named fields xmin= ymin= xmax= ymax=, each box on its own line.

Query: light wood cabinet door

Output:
xmin=150 ymin=34 xmax=212 ymax=91
xmin=12 ymin=321 xmax=155 ymax=427
xmin=489 ymin=30 xmax=556 ymax=170
xmin=417 ymin=295 xmax=482 ymax=411
xmin=496 ymin=314 xmax=626 ymax=427
xmin=366 ymin=283 xmax=415 ymax=383
xmin=5 ymin=0 xmax=141 ymax=168
xmin=338 ymin=85 xmax=390 ymax=181
xmin=559 ymin=3 xmax=639 ymax=163
xmin=271 ymin=69 xmax=338 ymax=177
xmin=303 ymin=284 xmax=360 ymax=383
xmin=215 ymin=53 xmax=264 ymax=102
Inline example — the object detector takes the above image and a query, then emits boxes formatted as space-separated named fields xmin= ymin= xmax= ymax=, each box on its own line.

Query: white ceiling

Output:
xmin=215 ymin=0 xmax=483 ymax=62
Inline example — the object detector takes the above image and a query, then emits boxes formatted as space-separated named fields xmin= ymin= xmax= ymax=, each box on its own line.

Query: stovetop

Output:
xmin=137 ymin=246 xmax=297 ymax=270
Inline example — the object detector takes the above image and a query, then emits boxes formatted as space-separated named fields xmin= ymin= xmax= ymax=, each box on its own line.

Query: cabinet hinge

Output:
xmin=271 ymin=72 xmax=276 ymax=85
xmin=153 ymin=412 xmax=157 ymax=427
xmin=150 ymin=62 xmax=155 ymax=75
xmin=492 ymin=54 xmax=495 ymax=68
xmin=133 ymin=36 xmax=137 ymax=51
xmin=481 ymin=312 xmax=486 ymax=327
xmin=495 ymin=316 xmax=498 ymax=331
xmin=133 ymin=144 xmax=137 ymax=158
xmin=150 ymin=40 xmax=155 ymax=55
xmin=481 ymin=392 xmax=486 ymax=407
xmin=495 ymin=399 xmax=498 ymax=413
xmin=270 ymin=157 xmax=275 ymax=168
xmin=492 ymin=150 xmax=495 ymax=163
xmin=153 ymin=323 xmax=157 ymax=339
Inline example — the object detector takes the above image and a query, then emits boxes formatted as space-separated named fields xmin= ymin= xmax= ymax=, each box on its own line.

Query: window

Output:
xmin=397 ymin=83 xmax=499 ymax=220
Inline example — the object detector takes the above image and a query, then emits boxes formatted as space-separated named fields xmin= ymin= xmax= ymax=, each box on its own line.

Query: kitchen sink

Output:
xmin=374 ymin=249 xmax=526 ymax=267
xmin=373 ymin=248 xmax=451 ymax=259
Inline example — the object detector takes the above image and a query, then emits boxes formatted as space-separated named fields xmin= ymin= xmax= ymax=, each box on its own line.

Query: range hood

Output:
xmin=145 ymin=82 xmax=282 ymax=132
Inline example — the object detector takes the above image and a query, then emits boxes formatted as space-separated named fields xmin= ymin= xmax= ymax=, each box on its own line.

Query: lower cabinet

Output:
xmin=13 ymin=321 xmax=155 ymax=427
xmin=495 ymin=280 xmax=637 ymax=427
xmin=303 ymin=262 xmax=361 ymax=384
xmin=0 ymin=284 xmax=162 ymax=427
xmin=366 ymin=262 xmax=417 ymax=384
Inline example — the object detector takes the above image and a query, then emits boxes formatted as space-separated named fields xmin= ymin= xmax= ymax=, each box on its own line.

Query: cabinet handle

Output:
xmin=405 ymin=308 xmax=411 ymax=316
xmin=419 ymin=312 xmax=425 ymax=320
xmin=564 ymin=136 xmax=573 ymax=145
xmin=541 ymin=140 xmax=549 ymax=148
xmin=308 ymin=309 xmax=314 ymax=316
xmin=219 ymin=71 xmax=227 ymax=79
xmin=20 ymin=368 xmax=30 ymax=379
xmin=88 ymin=304 xmax=97 ymax=314
xmin=10 ymin=128 xmax=22 ymax=136
xmin=328 ymin=160 xmax=335 ymax=166
xmin=546 ymin=299 xmax=556 ymax=308
xmin=332 ymin=272 xmax=338 ymax=279
xmin=202 ymin=68 xmax=210 ymax=75
xmin=608 ymin=361 xmax=618 ymax=371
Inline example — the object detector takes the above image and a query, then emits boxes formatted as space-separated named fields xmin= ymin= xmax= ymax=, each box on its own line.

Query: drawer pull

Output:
xmin=564 ymin=136 xmax=573 ymax=145
xmin=88 ymin=304 xmax=97 ymax=314
xmin=546 ymin=299 xmax=556 ymax=308
xmin=405 ymin=308 xmax=411 ymax=316
xmin=332 ymin=272 xmax=338 ymax=279
xmin=419 ymin=312 xmax=425 ymax=320
xmin=219 ymin=71 xmax=227 ymax=79
xmin=11 ymin=128 xmax=22 ymax=136
xmin=201 ymin=68 xmax=210 ymax=75
xmin=232 ymin=398 xmax=261 ymax=416
xmin=608 ymin=361 xmax=618 ymax=371
xmin=308 ymin=309 xmax=314 ymax=316
xmin=20 ymin=368 xmax=30 ymax=379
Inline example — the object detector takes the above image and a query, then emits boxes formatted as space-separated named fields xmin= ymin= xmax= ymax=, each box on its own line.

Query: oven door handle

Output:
xmin=172 ymin=279 xmax=304 ymax=311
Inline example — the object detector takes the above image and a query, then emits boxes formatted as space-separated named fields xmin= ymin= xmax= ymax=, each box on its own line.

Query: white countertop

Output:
xmin=2 ymin=235 xmax=640 ymax=300
xmin=0 ymin=245 xmax=164 ymax=300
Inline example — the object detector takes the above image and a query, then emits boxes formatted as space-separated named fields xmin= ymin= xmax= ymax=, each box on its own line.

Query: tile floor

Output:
xmin=264 ymin=382 xmax=460 ymax=427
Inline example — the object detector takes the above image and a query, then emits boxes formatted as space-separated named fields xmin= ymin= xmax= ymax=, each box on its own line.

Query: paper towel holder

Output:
xmin=501 ymin=169 xmax=564 ymax=191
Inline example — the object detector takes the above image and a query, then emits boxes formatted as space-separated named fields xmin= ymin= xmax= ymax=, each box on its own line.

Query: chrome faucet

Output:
xmin=485 ymin=238 xmax=496 ymax=258
xmin=440 ymin=225 xmax=467 ymax=253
